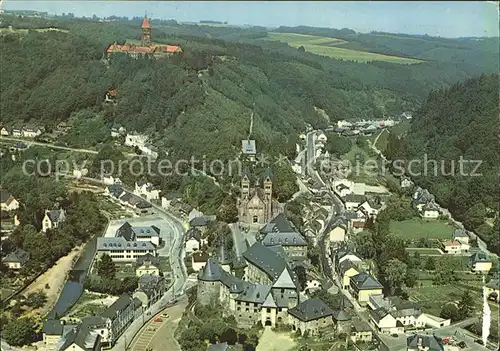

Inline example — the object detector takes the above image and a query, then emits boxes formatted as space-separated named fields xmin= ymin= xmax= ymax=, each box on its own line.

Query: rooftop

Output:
xmin=288 ymin=298 xmax=335 ymax=322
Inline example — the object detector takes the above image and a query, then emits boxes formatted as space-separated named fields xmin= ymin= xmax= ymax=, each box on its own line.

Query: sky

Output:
xmin=3 ymin=1 xmax=499 ymax=38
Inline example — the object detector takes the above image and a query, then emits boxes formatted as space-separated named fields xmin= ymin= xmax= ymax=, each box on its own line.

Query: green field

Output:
xmin=390 ymin=219 xmax=452 ymax=239
xmin=406 ymin=284 xmax=475 ymax=316
xmin=390 ymin=120 xmax=411 ymax=137
xmin=371 ymin=129 xmax=390 ymax=153
xmin=267 ymin=32 xmax=423 ymax=64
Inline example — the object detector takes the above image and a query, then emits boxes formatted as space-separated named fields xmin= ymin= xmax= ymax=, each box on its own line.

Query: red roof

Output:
xmin=107 ymin=88 xmax=117 ymax=97
xmin=141 ymin=17 xmax=151 ymax=29
xmin=442 ymin=240 xmax=461 ymax=246
xmin=352 ymin=221 xmax=365 ymax=228
xmin=162 ymin=45 xmax=182 ymax=53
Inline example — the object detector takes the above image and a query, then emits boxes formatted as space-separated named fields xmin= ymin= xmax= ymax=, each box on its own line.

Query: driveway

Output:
xmin=256 ymin=327 xmax=297 ymax=351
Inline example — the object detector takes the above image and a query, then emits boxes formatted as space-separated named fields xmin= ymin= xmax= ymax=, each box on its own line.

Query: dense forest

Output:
xmin=385 ymin=74 xmax=499 ymax=253
xmin=1 ymin=15 xmax=498 ymax=161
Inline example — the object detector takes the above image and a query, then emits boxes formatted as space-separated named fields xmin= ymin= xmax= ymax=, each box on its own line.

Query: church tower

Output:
xmin=241 ymin=169 xmax=250 ymax=199
xmin=141 ymin=15 xmax=152 ymax=45
xmin=263 ymin=168 xmax=273 ymax=201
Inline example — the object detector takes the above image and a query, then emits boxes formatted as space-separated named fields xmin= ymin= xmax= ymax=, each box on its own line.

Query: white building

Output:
xmin=0 ymin=190 xmax=20 ymax=212
xmin=42 ymin=209 xmax=66 ymax=233
xmin=134 ymin=181 xmax=160 ymax=201
xmin=124 ymin=132 xmax=148 ymax=148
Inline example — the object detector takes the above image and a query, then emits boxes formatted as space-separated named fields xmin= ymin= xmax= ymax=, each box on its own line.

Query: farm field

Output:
xmin=266 ymin=32 xmax=423 ymax=64
xmin=390 ymin=219 xmax=452 ymax=239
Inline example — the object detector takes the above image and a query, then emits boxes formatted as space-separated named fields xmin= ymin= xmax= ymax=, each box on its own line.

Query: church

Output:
xmin=237 ymin=168 xmax=277 ymax=224
xmin=105 ymin=16 xmax=182 ymax=59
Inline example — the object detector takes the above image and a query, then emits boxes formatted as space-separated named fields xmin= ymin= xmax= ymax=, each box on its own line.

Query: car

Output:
xmin=474 ymin=339 xmax=484 ymax=345
xmin=161 ymin=313 xmax=170 ymax=318
xmin=391 ymin=334 xmax=399 ymax=338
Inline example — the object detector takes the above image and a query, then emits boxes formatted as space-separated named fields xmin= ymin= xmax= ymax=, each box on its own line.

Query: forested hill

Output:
xmin=386 ymin=74 xmax=499 ymax=253
xmin=0 ymin=15 xmax=498 ymax=160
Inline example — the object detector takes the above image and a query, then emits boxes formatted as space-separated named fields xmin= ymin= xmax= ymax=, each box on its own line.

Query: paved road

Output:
xmin=230 ymin=222 xmax=247 ymax=258
xmin=129 ymin=296 xmax=188 ymax=351
xmin=306 ymin=131 xmax=316 ymax=176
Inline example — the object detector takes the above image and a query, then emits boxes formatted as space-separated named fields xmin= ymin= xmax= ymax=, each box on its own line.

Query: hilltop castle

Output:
xmin=105 ymin=16 xmax=182 ymax=59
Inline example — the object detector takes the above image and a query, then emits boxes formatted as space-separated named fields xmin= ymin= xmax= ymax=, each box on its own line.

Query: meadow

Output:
xmin=390 ymin=219 xmax=452 ymax=239
xmin=267 ymin=32 xmax=423 ymax=64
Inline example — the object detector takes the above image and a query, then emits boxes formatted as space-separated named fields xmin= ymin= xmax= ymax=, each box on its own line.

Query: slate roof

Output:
xmin=132 ymin=225 xmax=160 ymax=237
xmin=259 ymin=213 xmax=307 ymax=247
xmin=262 ymin=167 xmax=273 ymax=182
xmin=2 ymin=249 xmax=30 ymax=265
xmin=453 ymin=229 xmax=469 ymax=239
xmin=351 ymin=272 xmax=383 ymax=290
xmin=102 ymin=294 xmax=135 ymax=319
xmin=243 ymin=242 xmax=286 ymax=281
xmin=218 ymin=244 xmax=232 ymax=265
xmin=198 ymin=257 xmax=223 ymax=281
xmin=407 ymin=334 xmax=444 ymax=351
xmin=0 ymin=189 xmax=13 ymax=203
xmin=42 ymin=319 xmax=64 ymax=335
xmin=97 ymin=237 xmax=156 ymax=251
xmin=192 ymin=252 xmax=210 ymax=263
xmin=186 ymin=227 xmax=202 ymax=241
xmin=339 ymin=259 xmax=359 ymax=275
xmin=135 ymin=253 xmax=160 ymax=268
xmin=60 ymin=324 xmax=100 ymax=351
xmin=45 ymin=209 xmax=64 ymax=222
xmin=164 ymin=192 xmax=182 ymax=200
xmin=190 ymin=216 xmax=210 ymax=227
xmin=236 ymin=284 xmax=271 ymax=304
xmin=116 ymin=222 xmax=134 ymax=241
xmin=326 ymin=215 xmax=348 ymax=232
xmin=486 ymin=278 xmax=500 ymax=289
xmin=80 ymin=316 xmax=107 ymax=328
xmin=468 ymin=252 xmax=490 ymax=265
xmin=242 ymin=140 xmax=256 ymax=154
xmin=351 ymin=318 xmax=371 ymax=333
xmin=370 ymin=308 xmax=390 ymax=323
xmin=343 ymin=194 xmax=366 ymax=203
xmin=207 ymin=342 xmax=232 ymax=351
xmin=107 ymin=184 xmax=124 ymax=198
xmin=423 ymin=202 xmax=440 ymax=211
xmin=288 ymin=298 xmax=335 ymax=322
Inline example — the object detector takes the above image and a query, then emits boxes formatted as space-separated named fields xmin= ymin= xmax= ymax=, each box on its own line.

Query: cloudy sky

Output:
xmin=4 ymin=1 xmax=499 ymax=38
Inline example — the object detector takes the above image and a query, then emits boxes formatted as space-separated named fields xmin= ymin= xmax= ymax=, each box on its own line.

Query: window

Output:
xmin=278 ymin=308 xmax=282 ymax=312
xmin=237 ymin=307 xmax=241 ymax=311
xmin=266 ymin=308 xmax=271 ymax=313
xmin=246 ymin=308 xmax=249 ymax=312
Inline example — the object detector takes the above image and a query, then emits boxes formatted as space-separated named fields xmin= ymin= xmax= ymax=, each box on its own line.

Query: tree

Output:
xmin=297 ymin=46 xmax=305 ymax=53
xmin=96 ymin=254 xmax=116 ymax=279
xmin=24 ymin=290 xmax=48 ymax=309
xmin=2 ymin=317 xmax=36 ymax=346
xmin=457 ymin=290 xmax=474 ymax=320
xmin=440 ymin=303 xmax=460 ymax=322
xmin=293 ymin=265 xmax=307 ymax=291
xmin=404 ymin=269 xmax=418 ymax=288
xmin=217 ymin=196 xmax=238 ymax=223
xmin=383 ymin=259 xmax=407 ymax=295
xmin=424 ymin=256 xmax=436 ymax=271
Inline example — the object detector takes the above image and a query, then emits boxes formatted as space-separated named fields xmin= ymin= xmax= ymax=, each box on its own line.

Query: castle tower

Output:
xmin=141 ymin=16 xmax=152 ymax=45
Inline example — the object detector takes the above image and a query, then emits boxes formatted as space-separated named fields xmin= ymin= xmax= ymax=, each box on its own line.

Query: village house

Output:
xmin=406 ymin=334 xmax=444 ymax=351
xmin=1 ymin=126 xmax=10 ymax=136
xmin=258 ymin=213 xmax=308 ymax=260
xmin=0 ymin=190 xmax=19 ymax=212
xmin=103 ymin=176 xmax=122 ymax=186
xmin=59 ymin=324 xmax=102 ymax=351
xmin=339 ymin=259 xmax=361 ymax=290
xmin=192 ymin=251 xmax=210 ymax=272
xmin=326 ymin=215 xmax=348 ymax=244
xmin=485 ymin=278 xmax=499 ymax=303
xmin=358 ymin=199 xmax=383 ymax=218
xmin=242 ymin=139 xmax=257 ymax=162
xmin=400 ymin=177 xmax=414 ymax=189
xmin=343 ymin=194 xmax=367 ymax=211
xmin=22 ymin=125 xmax=43 ymax=138
xmin=12 ymin=126 xmax=22 ymax=137
xmin=42 ymin=208 xmax=66 ymax=233
xmin=467 ymin=252 xmax=492 ymax=274
xmin=2 ymin=248 xmax=30 ymax=270
xmin=189 ymin=215 xmax=213 ymax=233
xmin=105 ymin=184 xmax=125 ymax=199
xmin=134 ymin=180 xmax=160 ymax=201
xmin=287 ymin=298 xmax=336 ymax=336
xmin=412 ymin=187 xmax=435 ymax=211
xmin=350 ymin=318 xmax=373 ymax=343
xmin=349 ymin=271 xmax=383 ymax=305
xmin=133 ymin=274 xmax=165 ymax=308
xmin=420 ymin=202 xmax=440 ymax=220
xmin=368 ymin=295 xmax=425 ymax=333
xmin=207 ymin=343 xmax=239 ymax=351
xmin=317 ymin=131 xmax=327 ymax=142
xmin=42 ymin=320 xmax=65 ymax=351
xmin=105 ymin=88 xmax=117 ymax=103
xmin=238 ymin=168 xmax=277 ymax=225
xmin=161 ymin=193 xmax=182 ymax=210
xmin=440 ymin=240 xmax=469 ymax=255
xmin=116 ymin=222 xmax=161 ymax=246
xmin=185 ymin=227 xmax=205 ymax=254
xmin=452 ymin=229 xmax=470 ymax=244
xmin=135 ymin=253 xmax=161 ymax=276
xmin=124 ymin=132 xmax=148 ymax=148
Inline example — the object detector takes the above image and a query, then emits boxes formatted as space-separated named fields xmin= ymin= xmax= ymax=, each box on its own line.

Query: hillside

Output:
xmin=0 ymin=15 xmax=498 ymax=161
xmin=385 ymin=74 xmax=499 ymax=253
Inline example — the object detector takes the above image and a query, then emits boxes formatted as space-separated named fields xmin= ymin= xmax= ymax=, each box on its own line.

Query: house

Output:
xmin=406 ymin=333 xmax=444 ymax=351
xmin=412 ymin=187 xmax=435 ymax=211
xmin=0 ymin=190 xmax=19 ymax=211
xmin=42 ymin=319 xmax=65 ymax=351
xmin=370 ymin=308 xmax=404 ymax=335
xmin=139 ymin=144 xmax=158 ymax=159
xmin=368 ymin=295 xmax=425 ymax=331
xmin=338 ymin=259 xmax=360 ymax=290
xmin=358 ymin=199 xmax=383 ymax=218
xmin=192 ymin=252 xmax=210 ymax=272
xmin=288 ymin=298 xmax=335 ymax=336
xmin=96 ymin=237 xmax=157 ymax=263
xmin=336 ymin=250 xmax=363 ymax=265
xmin=134 ymin=180 xmax=160 ymax=201
xmin=22 ymin=125 xmax=43 ymax=138
xmin=317 ymin=131 xmax=327 ymax=142
xmin=161 ymin=193 xmax=182 ymax=209
xmin=59 ymin=323 xmax=102 ymax=351
xmin=349 ymin=272 xmax=383 ymax=304
xmin=401 ymin=177 xmax=414 ymax=189
xmin=135 ymin=253 xmax=161 ymax=276
xmin=185 ymin=227 xmax=203 ymax=254
xmin=452 ymin=229 xmax=470 ymax=244
xmin=105 ymin=184 xmax=125 ymax=199
xmin=485 ymin=278 xmax=499 ymax=303
xmin=110 ymin=123 xmax=125 ymax=137
xmin=116 ymin=222 xmax=161 ymax=246
xmin=343 ymin=194 xmax=366 ymax=211
xmin=326 ymin=216 xmax=348 ymax=243
xmin=335 ymin=183 xmax=352 ymax=198
xmin=258 ymin=213 xmax=308 ymax=260
xmin=124 ymin=132 xmax=148 ymax=148
xmin=42 ymin=208 xmax=66 ymax=233
xmin=189 ymin=216 xmax=212 ymax=231
xmin=421 ymin=202 xmax=440 ymax=220
xmin=2 ymin=249 xmax=30 ymax=269
xmin=468 ymin=252 xmax=492 ymax=273
xmin=12 ymin=126 xmax=22 ymax=137
xmin=440 ymin=240 xmax=469 ymax=255
xmin=350 ymin=318 xmax=372 ymax=343
xmin=103 ymin=176 xmax=122 ymax=186
xmin=133 ymin=274 xmax=165 ymax=308
xmin=1 ymin=126 xmax=10 ymax=136
xmin=242 ymin=139 xmax=257 ymax=161
xmin=207 ymin=342 xmax=239 ymax=351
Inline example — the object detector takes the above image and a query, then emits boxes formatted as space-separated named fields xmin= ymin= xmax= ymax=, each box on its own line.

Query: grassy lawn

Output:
xmin=266 ymin=32 xmax=423 ymax=64
xmin=390 ymin=219 xmax=452 ymax=239
xmin=406 ymin=248 xmax=442 ymax=255
xmin=372 ymin=129 xmax=390 ymax=153
xmin=406 ymin=284 xmax=475 ymax=316
xmin=115 ymin=264 xmax=136 ymax=280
